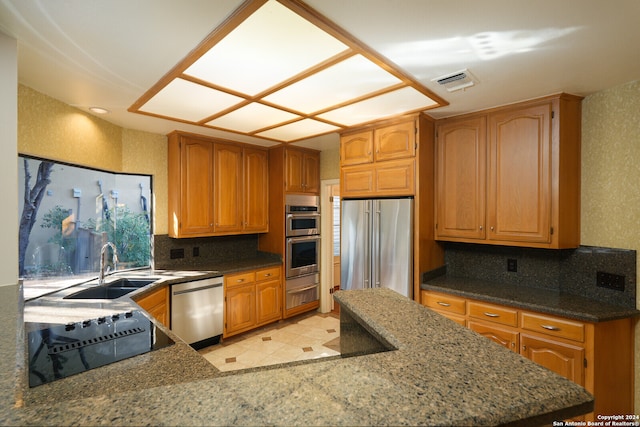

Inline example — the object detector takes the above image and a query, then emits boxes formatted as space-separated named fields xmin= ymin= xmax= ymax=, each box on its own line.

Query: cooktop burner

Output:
xmin=27 ymin=310 xmax=174 ymax=387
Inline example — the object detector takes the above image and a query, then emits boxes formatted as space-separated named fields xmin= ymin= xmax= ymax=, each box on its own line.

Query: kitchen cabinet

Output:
xmin=340 ymin=120 xmax=415 ymax=167
xmin=421 ymin=290 xmax=634 ymax=421
xmin=168 ymin=131 xmax=269 ymax=238
xmin=243 ymin=147 xmax=270 ymax=232
xmin=224 ymin=266 xmax=282 ymax=338
xmin=337 ymin=114 xmax=444 ymax=302
xmin=168 ymin=135 xmax=215 ymax=237
xmin=285 ymin=147 xmax=319 ymax=194
xmin=134 ymin=285 xmax=169 ymax=328
xmin=213 ymin=142 xmax=243 ymax=233
xmin=340 ymin=118 xmax=416 ymax=198
xmin=434 ymin=93 xmax=582 ymax=249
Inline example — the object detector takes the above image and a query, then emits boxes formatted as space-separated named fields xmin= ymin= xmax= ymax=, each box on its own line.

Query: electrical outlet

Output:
xmin=596 ymin=271 xmax=625 ymax=291
xmin=507 ymin=258 xmax=517 ymax=272
xmin=193 ymin=247 xmax=200 ymax=257
xmin=170 ymin=248 xmax=185 ymax=259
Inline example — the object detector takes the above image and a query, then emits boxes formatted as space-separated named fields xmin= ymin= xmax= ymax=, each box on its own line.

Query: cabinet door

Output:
xmin=374 ymin=158 xmax=415 ymax=196
xmin=374 ymin=120 xmax=415 ymax=161
xmin=243 ymin=148 xmax=269 ymax=232
xmin=285 ymin=149 xmax=304 ymax=193
xmin=341 ymin=165 xmax=374 ymax=197
xmin=256 ymin=279 xmax=281 ymax=325
xmin=521 ymin=334 xmax=585 ymax=386
xmin=135 ymin=286 xmax=169 ymax=328
xmin=488 ymin=103 xmax=551 ymax=243
xmin=225 ymin=284 xmax=256 ymax=335
xmin=341 ymin=130 xmax=373 ymax=166
xmin=469 ymin=321 xmax=518 ymax=352
xmin=435 ymin=117 xmax=486 ymax=240
xmin=180 ymin=138 xmax=215 ymax=236
xmin=214 ymin=143 xmax=243 ymax=232
xmin=303 ymin=151 xmax=320 ymax=193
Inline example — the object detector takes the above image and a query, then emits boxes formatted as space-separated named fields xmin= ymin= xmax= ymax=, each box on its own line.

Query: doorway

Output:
xmin=320 ymin=179 xmax=340 ymax=314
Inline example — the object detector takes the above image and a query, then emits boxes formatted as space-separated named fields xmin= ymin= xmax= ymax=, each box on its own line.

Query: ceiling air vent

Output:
xmin=433 ymin=69 xmax=477 ymax=92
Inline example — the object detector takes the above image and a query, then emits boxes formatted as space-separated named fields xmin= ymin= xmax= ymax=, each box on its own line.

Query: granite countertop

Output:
xmin=421 ymin=275 xmax=640 ymax=322
xmin=1 ymin=282 xmax=593 ymax=426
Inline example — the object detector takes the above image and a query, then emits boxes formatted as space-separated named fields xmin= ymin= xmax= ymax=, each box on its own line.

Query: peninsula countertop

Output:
xmin=2 ymin=281 xmax=593 ymax=426
xmin=421 ymin=275 xmax=640 ymax=322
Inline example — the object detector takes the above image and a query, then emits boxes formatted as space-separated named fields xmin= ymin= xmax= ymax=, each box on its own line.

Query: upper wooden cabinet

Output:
xmin=285 ymin=147 xmax=319 ymax=194
xmin=374 ymin=120 xmax=416 ymax=161
xmin=340 ymin=118 xmax=417 ymax=198
xmin=340 ymin=130 xmax=373 ymax=166
xmin=336 ymin=114 xmax=445 ymax=301
xmin=168 ymin=132 xmax=269 ymax=238
xmin=435 ymin=93 xmax=582 ymax=249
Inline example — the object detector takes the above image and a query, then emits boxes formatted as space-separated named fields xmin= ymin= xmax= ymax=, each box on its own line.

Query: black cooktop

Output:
xmin=27 ymin=310 xmax=174 ymax=387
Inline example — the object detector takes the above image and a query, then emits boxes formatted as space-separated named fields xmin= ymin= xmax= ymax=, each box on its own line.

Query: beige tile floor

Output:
xmin=198 ymin=312 xmax=340 ymax=372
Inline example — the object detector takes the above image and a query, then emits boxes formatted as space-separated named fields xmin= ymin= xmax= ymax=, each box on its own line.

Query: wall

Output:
xmin=0 ymin=32 xmax=17 ymax=287
xmin=320 ymin=147 xmax=340 ymax=180
xmin=580 ymin=79 xmax=640 ymax=411
xmin=18 ymin=86 xmax=169 ymax=236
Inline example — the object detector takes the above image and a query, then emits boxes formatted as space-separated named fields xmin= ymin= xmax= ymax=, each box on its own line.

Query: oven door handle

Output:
xmin=287 ymin=235 xmax=320 ymax=243
xmin=287 ymin=284 xmax=318 ymax=294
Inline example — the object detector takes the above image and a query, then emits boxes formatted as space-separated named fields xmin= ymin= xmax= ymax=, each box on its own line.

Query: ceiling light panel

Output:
xmin=263 ymin=54 xmax=403 ymax=114
xmin=139 ymin=78 xmax=243 ymax=122
xmin=206 ymin=102 xmax=301 ymax=133
xmin=183 ymin=0 xmax=349 ymax=96
xmin=257 ymin=118 xmax=340 ymax=142
xmin=130 ymin=0 xmax=447 ymax=143
xmin=318 ymin=87 xmax=439 ymax=126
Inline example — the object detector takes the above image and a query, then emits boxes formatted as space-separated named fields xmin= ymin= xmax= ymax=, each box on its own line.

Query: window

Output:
xmin=18 ymin=155 xmax=152 ymax=280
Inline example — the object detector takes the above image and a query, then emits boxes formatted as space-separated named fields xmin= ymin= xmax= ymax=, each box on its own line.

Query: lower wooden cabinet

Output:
xmin=224 ymin=266 xmax=282 ymax=338
xmin=134 ymin=286 xmax=169 ymax=328
xmin=421 ymin=290 xmax=634 ymax=421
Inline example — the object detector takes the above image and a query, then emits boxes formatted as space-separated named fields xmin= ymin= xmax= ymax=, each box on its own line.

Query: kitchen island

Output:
xmin=1 ymin=283 xmax=592 ymax=426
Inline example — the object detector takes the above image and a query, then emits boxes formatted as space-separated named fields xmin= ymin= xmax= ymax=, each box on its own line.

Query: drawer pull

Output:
xmin=483 ymin=312 xmax=500 ymax=318
xmin=236 ymin=279 xmax=245 ymax=283
xmin=541 ymin=324 xmax=561 ymax=331
xmin=437 ymin=301 xmax=451 ymax=307
xmin=264 ymin=273 xmax=271 ymax=277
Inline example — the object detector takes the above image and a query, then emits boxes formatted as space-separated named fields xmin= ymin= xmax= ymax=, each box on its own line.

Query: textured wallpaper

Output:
xmin=17 ymin=85 xmax=169 ymax=234
xmin=581 ymin=79 xmax=640 ymax=409
xmin=18 ymin=85 xmax=123 ymax=171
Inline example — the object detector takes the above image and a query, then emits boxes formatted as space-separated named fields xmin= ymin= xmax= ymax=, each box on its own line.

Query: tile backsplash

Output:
xmin=442 ymin=242 xmax=636 ymax=308
xmin=153 ymin=234 xmax=264 ymax=270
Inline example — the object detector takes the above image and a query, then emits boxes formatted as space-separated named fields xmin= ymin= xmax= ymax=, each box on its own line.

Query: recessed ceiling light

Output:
xmin=89 ymin=107 xmax=110 ymax=114
xmin=130 ymin=0 xmax=448 ymax=142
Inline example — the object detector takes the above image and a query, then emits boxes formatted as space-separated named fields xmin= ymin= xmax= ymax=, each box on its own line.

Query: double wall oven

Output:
xmin=285 ymin=194 xmax=320 ymax=311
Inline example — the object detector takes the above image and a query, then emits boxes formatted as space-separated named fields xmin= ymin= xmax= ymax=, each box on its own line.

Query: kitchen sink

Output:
xmin=63 ymin=278 xmax=158 ymax=300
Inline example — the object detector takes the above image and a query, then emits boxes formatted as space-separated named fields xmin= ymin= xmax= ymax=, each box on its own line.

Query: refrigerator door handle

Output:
xmin=373 ymin=201 xmax=381 ymax=288
xmin=363 ymin=201 xmax=371 ymax=289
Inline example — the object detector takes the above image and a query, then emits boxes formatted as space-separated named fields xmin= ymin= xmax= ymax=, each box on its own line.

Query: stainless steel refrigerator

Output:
xmin=340 ymin=198 xmax=413 ymax=298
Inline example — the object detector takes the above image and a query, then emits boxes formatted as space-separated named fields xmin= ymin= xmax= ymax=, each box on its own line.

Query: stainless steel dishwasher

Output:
xmin=171 ymin=276 xmax=223 ymax=349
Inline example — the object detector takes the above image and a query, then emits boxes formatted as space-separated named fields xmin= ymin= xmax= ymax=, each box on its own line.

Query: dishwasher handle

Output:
xmin=172 ymin=283 xmax=222 ymax=296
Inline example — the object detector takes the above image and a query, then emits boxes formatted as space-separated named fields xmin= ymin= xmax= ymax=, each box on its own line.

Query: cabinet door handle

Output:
xmin=437 ymin=301 xmax=451 ymax=307
xmin=483 ymin=312 xmax=500 ymax=318
xmin=479 ymin=225 xmax=483 ymax=230
xmin=540 ymin=324 xmax=561 ymax=331
xmin=490 ymin=226 xmax=494 ymax=231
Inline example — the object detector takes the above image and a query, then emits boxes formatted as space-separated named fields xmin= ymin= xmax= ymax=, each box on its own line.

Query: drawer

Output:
xmin=468 ymin=301 xmax=518 ymax=327
xmin=256 ymin=266 xmax=280 ymax=281
xmin=521 ymin=311 xmax=585 ymax=342
xmin=225 ymin=271 xmax=255 ymax=288
xmin=422 ymin=291 xmax=466 ymax=315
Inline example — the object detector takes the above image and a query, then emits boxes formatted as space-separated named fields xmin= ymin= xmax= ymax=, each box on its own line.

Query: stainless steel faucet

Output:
xmin=98 ymin=242 xmax=118 ymax=286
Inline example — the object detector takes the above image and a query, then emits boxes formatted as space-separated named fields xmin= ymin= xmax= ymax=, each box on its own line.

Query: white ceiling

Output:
xmin=1 ymin=0 xmax=639 ymax=151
